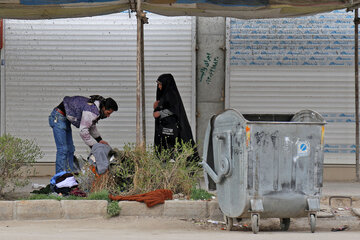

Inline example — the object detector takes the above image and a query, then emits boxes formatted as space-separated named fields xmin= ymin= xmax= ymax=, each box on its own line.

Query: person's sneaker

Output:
xmin=32 ymin=183 xmax=46 ymax=189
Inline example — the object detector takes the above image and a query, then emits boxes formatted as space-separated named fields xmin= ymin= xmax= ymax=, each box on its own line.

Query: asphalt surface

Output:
xmin=1 ymin=178 xmax=360 ymax=239
xmin=0 ymin=216 xmax=359 ymax=240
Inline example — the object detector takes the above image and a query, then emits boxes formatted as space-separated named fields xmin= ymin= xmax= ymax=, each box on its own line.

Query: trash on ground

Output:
xmin=207 ymin=220 xmax=225 ymax=225
xmin=331 ymin=225 xmax=349 ymax=232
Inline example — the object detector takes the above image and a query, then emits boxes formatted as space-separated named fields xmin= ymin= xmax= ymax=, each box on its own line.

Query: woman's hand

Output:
xmin=99 ymin=140 xmax=109 ymax=145
xmin=153 ymin=100 xmax=159 ymax=109
xmin=153 ymin=111 xmax=160 ymax=118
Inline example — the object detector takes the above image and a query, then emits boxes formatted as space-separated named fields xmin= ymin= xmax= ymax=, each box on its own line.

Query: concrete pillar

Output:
xmin=196 ymin=17 xmax=226 ymax=154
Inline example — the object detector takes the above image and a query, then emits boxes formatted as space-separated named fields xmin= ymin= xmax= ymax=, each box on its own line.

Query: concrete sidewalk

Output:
xmin=1 ymin=178 xmax=359 ymax=221
xmin=322 ymin=182 xmax=360 ymax=198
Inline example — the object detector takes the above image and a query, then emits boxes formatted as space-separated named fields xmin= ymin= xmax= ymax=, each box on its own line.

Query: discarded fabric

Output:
xmin=109 ymin=189 xmax=173 ymax=207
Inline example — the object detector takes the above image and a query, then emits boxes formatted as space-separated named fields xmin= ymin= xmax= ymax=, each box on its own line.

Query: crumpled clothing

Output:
xmin=55 ymin=176 xmax=78 ymax=188
xmin=70 ymin=187 xmax=87 ymax=197
xmin=88 ymin=143 xmax=112 ymax=175
xmin=31 ymin=184 xmax=52 ymax=194
xmin=50 ymin=171 xmax=68 ymax=185
xmin=55 ymin=173 xmax=74 ymax=184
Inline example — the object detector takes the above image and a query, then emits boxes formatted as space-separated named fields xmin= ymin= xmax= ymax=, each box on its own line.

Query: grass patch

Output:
xmin=107 ymin=201 xmax=121 ymax=217
xmin=190 ymin=187 xmax=213 ymax=200
xmin=120 ymin=142 xmax=201 ymax=196
xmin=86 ymin=190 xmax=109 ymax=200
xmin=25 ymin=194 xmax=63 ymax=201
xmin=24 ymin=190 xmax=110 ymax=201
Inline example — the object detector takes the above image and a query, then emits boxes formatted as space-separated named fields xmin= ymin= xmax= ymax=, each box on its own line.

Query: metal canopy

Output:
xmin=0 ymin=0 xmax=360 ymax=20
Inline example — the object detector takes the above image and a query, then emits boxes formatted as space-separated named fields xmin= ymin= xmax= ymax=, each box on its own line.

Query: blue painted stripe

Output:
xmin=320 ymin=113 xmax=360 ymax=123
xmin=324 ymin=144 xmax=356 ymax=149
xmin=324 ymin=149 xmax=356 ymax=154
xmin=20 ymin=0 xmax=119 ymax=6
xmin=324 ymin=144 xmax=357 ymax=154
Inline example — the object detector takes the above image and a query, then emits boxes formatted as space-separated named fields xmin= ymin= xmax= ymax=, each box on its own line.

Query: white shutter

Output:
xmin=3 ymin=12 xmax=196 ymax=162
xmin=227 ymin=10 xmax=356 ymax=164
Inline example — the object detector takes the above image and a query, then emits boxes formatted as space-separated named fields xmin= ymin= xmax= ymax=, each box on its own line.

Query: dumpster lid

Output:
xmin=241 ymin=110 xmax=325 ymax=124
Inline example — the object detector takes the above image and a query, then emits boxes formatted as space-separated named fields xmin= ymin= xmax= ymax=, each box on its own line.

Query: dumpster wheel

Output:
xmin=251 ymin=214 xmax=259 ymax=234
xmin=224 ymin=216 xmax=234 ymax=231
xmin=280 ymin=218 xmax=290 ymax=231
xmin=309 ymin=214 xmax=316 ymax=233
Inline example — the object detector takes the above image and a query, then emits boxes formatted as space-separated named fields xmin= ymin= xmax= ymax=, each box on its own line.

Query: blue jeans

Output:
xmin=49 ymin=109 xmax=75 ymax=173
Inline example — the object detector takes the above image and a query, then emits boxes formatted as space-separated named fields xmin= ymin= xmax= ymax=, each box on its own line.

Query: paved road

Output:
xmin=0 ymin=216 xmax=359 ymax=240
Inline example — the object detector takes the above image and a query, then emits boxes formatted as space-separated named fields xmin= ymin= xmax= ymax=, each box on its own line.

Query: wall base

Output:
xmin=32 ymin=162 xmax=55 ymax=177
xmin=323 ymin=165 xmax=358 ymax=182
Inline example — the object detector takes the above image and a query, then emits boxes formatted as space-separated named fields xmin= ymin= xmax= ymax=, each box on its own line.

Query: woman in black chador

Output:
xmin=153 ymin=73 xmax=198 ymax=158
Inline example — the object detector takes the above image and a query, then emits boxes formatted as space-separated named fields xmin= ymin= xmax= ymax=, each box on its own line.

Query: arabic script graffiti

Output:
xmin=200 ymin=52 xmax=219 ymax=84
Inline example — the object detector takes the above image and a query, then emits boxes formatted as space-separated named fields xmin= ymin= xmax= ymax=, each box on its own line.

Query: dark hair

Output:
xmin=89 ymin=95 xmax=118 ymax=111
xmin=103 ymin=97 xmax=118 ymax=111
xmin=89 ymin=95 xmax=105 ymax=103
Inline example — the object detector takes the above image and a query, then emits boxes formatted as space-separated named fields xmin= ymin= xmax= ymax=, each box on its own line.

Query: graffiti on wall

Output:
xmin=200 ymin=52 xmax=219 ymax=84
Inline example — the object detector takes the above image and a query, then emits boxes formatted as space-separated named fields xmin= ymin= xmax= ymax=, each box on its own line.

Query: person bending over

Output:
xmin=49 ymin=95 xmax=118 ymax=173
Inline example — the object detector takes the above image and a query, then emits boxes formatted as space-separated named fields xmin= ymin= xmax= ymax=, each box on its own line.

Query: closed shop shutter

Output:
xmin=227 ymin=10 xmax=356 ymax=164
xmin=3 ymin=12 xmax=195 ymax=162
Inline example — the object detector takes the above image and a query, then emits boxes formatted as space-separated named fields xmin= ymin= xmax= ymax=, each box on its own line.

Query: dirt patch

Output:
xmin=188 ymin=214 xmax=360 ymax=233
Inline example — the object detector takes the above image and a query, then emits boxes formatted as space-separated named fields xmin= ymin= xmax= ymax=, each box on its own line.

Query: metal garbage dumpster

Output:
xmin=201 ymin=109 xmax=326 ymax=233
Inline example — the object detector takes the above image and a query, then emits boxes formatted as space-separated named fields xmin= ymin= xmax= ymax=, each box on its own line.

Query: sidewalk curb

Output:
xmin=16 ymin=200 xmax=62 ymax=220
xmin=352 ymin=208 xmax=360 ymax=217
xmin=0 ymin=196 xmax=359 ymax=221
xmin=0 ymin=201 xmax=14 ymax=221
xmin=62 ymin=200 xmax=108 ymax=219
xmin=117 ymin=200 xmax=223 ymax=220
xmin=0 ymin=199 xmax=223 ymax=221
xmin=0 ymin=200 xmax=107 ymax=221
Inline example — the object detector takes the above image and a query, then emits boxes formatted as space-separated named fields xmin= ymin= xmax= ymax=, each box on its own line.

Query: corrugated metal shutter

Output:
xmin=3 ymin=12 xmax=195 ymax=163
xmin=227 ymin=10 xmax=356 ymax=164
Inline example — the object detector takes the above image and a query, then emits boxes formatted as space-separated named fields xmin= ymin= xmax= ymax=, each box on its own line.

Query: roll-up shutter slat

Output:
xmin=4 ymin=12 xmax=195 ymax=162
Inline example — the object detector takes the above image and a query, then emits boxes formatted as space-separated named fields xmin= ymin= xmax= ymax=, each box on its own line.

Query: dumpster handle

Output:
xmin=201 ymin=119 xmax=223 ymax=184
xmin=201 ymin=132 xmax=231 ymax=184
xmin=201 ymin=160 xmax=226 ymax=184
xmin=217 ymin=133 xmax=232 ymax=177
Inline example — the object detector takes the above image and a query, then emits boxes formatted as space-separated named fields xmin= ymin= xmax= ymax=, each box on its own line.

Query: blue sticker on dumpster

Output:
xmin=297 ymin=141 xmax=310 ymax=157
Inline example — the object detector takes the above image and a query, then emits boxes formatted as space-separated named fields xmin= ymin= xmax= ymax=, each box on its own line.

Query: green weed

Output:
xmin=0 ymin=134 xmax=43 ymax=197
xmin=190 ymin=187 xmax=213 ymax=200
xmin=107 ymin=201 xmax=121 ymax=217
